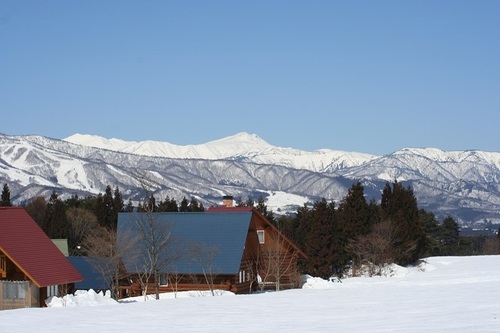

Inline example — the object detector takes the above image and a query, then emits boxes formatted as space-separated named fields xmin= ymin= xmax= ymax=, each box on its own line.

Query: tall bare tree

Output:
xmin=82 ymin=225 xmax=138 ymax=299
xmin=257 ymin=221 xmax=300 ymax=291
xmin=189 ymin=242 xmax=219 ymax=296
xmin=132 ymin=170 xmax=179 ymax=300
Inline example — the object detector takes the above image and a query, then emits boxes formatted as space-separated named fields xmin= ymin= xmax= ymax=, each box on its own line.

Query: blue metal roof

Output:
xmin=117 ymin=211 xmax=253 ymax=275
xmin=68 ymin=256 xmax=109 ymax=290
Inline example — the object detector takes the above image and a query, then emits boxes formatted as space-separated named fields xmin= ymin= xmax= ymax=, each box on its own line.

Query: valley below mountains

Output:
xmin=1 ymin=132 xmax=499 ymax=230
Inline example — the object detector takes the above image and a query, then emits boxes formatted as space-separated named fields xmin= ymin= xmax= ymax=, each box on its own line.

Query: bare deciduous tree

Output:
xmin=257 ymin=226 xmax=300 ymax=291
xmin=82 ymin=226 xmax=138 ymax=299
xmin=482 ymin=235 xmax=500 ymax=255
xmin=346 ymin=219 xmax=417 ymax=276
xmin=189 ymin=242 xmax=219 ymax=296
xmin=66 ymin=207 xmax=99 ymax=255
xmin=134 ymin=212 xmax=177 ymax=300
xmin=167 ymin=269 xmax=184 ymax=298
xmin=132 ymin=170 xmax=179 ymax=300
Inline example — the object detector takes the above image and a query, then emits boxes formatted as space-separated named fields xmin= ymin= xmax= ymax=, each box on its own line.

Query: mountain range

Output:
xmin=1 ymin=132 xmax=499 ymax=229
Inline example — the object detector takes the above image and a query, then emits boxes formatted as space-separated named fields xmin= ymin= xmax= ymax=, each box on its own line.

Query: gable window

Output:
xmin=257 ymin=230 xmax=265 ymax=244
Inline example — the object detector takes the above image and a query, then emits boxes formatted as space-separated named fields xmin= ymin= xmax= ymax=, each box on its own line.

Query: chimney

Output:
xmin=222 ymin=195 xmax=234 ymax=208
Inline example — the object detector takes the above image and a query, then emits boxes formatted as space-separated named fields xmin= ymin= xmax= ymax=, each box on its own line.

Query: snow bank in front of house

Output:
xmin=301 ymin=275 xmax=341 ymax=289
xmin=46 ymin=289 xmax=117 ymax=307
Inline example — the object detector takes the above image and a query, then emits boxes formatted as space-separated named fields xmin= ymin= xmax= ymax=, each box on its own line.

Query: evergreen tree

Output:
xmin=419 ymin=209 xmax=441 ymax=256
xmin=95 ymin=185 xmax=120 ymax=230
xmin=146 ymin=194 xmax=157 ymax=212
xmin=245 ymin=197 xmax=255 ymax=207
xmin=169 ymin=197 xmax=179 ymax=212
xmin=103 ymin=185 xmax=115 ymax=228
xmin=304 ymin=198 xmax=336 ymax=279
xmin=338 ymin=182 xmax=373 ymax=240
xmin=439 ymin=216 xmax=460 ymax=255
xmin=65 ymin=194 xmax=80 ymax=208
xmin=275 ymin=214 xmax=296 ymax=241
xmin=80 ymin=195 xmax=98 ymax=212
xmin=380 ymin=181 xmax=425 ymax=265
xmin=293 ymin=203 xmax=311 ymax=252
xmin=179 ymin=197 xmax=189 ymax=212
xmin=1 ymin=183 xmax=12 ymax=206
xmin=125 ymin=198 xmax=134 ymax=212
xmin=159 ymin=196 xmax=178 ymax=212
xmin=113 ymin=186 xmax=124 ymax=215
xmin=44 ymin=191 xmax=68 ymax=239
xmin=256 ymin=195 xmax=275 ymax=223
xmin=188 ymin=197 xmax=204 ymax=212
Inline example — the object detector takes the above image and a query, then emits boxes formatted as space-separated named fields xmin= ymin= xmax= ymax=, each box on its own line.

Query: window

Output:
xmin=239 ymin=270 xmax=246 ymax=283
xmin=3 ymin=281 xmax=27 ymax=299
xmin=47 ymin=285 xmax=59 ymax=298
xmin=160 ymin=274 xmax=168 ymax=286
xmin=257 ymin=230 xmax=265 ymax=244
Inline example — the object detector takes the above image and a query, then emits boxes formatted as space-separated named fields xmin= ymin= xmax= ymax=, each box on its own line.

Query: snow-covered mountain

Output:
xmin=1 ymin=132 xmax=499 ymax=228
xmin=64 ymin=132 xmax=377 ymax=172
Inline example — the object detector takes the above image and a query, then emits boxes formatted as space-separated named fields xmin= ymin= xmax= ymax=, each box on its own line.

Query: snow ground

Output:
xmin=0 ymin=255 xmax=499 ymax=332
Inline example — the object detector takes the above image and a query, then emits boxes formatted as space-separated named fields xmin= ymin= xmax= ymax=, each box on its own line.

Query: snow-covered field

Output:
xmin=1 ymin=255 xmax=499 ymax=332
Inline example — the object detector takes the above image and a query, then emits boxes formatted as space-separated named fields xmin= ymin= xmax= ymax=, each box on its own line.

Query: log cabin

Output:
xmin=117 ymin=200 xmax=306 ymax=297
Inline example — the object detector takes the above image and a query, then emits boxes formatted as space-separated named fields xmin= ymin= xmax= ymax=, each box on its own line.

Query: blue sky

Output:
xmin=1 ymin=1 xmax=499 ymax=155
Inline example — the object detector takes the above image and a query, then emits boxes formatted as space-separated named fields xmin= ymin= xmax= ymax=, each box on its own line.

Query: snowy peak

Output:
xmin=64 ymin=132 xmax=377 ymax=172
xmin=64 ymin=132 xmax=271 ymax=160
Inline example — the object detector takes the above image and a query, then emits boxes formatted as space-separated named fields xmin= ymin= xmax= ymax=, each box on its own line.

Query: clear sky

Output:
xmin=1 ymin=1 xmax=499 ymax=155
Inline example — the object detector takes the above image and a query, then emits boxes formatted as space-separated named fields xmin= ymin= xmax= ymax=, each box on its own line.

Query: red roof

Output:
xmin=0 ymin=207 xmax=82 ymax=287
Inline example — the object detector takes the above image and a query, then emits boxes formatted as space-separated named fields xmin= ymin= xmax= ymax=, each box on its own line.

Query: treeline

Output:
xmin=2 ymin=181 xmax=499 ymax=279
xmin=270 ymin=181 xmax=500 ymax=278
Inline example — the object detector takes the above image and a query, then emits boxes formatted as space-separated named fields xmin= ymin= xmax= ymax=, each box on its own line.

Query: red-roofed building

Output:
xmin=0 ymin=207 xmax=83 ymax=309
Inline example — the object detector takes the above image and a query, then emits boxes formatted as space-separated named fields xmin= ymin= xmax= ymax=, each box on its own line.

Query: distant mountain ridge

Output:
xmin=64 ymin=132 xmax=378 ymax=172
xmin=1 ymin=132 xmax=499 ymax=229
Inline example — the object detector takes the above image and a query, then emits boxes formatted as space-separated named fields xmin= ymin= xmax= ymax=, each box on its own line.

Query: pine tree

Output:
xmin=338 ymin=182 xmax=373 ymax=240
xmin=380 ymin=181 xmax=425 ymax=265
xmin=113 ymin=186 xmax=124 ymax=215
xmin=1 ymin=183 xmax=12 ymax=206
xmin=179 ymin=197 xmax=189 ymax=212
xmin=293 ymin=204 xmax=311 ymax=252
xmin=188 ymin=197 xmax=204 ymax=212
xmin=304 ymin=198 xmax=336 ymax=279
xmin=125 ymin=198 xmax=134 ymax=212
xmin=256 ymin=195 xmax=275 ymax=223
xmin=419 ymin=209 xmax=441 ymax=256
xmin=439 ymin=216 xmax=460 ymax=255
xmin=167 ymin=197 xmax=179 ymax=212
xmin=146 ymin=194 xmax=157 ymax=212
xmin=44 ymin=191 xmax=68 ymax=239
xmin=95 ymin=185 xmax=121 ymax=230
